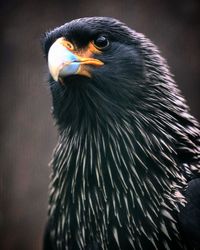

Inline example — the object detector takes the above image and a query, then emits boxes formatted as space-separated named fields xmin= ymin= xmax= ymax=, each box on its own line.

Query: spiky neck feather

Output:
xmin=48 ymin=31 xmax=200 ymax=250
xmin=49 ymin=103 xmax=187 ymax=249
xmin=49 ymin=82 xmax=189 ymax=249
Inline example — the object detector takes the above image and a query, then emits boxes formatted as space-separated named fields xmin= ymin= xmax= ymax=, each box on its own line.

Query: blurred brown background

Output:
xmin=0 ymin=0 xmax=199 ymax=249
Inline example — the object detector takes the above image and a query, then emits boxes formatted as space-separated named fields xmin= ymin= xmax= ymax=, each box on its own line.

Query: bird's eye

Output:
xmin=93 ymin=36 xmax=109 ymax=49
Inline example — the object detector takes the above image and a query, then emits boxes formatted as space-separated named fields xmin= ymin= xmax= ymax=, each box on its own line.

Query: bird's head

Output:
xmin=42 ymin=17 xmax=179 ymax=131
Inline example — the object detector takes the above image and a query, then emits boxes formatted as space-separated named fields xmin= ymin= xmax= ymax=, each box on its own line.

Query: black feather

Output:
xmin=41 ymin=17 xmax=200 ymax=250
xmin=179 ymin=178 xmax=200 ymax=249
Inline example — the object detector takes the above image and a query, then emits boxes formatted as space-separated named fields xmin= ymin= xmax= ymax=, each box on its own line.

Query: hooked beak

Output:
xmin=48 ymin=37 xmax=104 ymax=82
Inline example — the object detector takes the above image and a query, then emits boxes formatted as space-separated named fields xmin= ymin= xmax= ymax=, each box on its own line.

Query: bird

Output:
xmin=41 ymin=17 xmax=200 ymax=250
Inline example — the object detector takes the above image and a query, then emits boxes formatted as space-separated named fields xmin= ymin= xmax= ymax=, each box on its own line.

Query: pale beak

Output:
xmin=48 ymin=37 xmax=104 ymax=81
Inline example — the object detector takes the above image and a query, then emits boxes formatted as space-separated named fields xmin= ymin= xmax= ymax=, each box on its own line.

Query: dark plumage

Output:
xmin=41 ymin=17 xmax=200 ymax=250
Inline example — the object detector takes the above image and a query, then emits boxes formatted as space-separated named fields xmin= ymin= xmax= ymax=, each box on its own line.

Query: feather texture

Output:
xmin=42 ymin=17 xmax=200 ymax=250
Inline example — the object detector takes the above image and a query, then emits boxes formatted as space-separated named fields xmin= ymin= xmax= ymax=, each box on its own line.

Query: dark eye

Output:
xmin=93 ymin=36 xmax=110 ymax=49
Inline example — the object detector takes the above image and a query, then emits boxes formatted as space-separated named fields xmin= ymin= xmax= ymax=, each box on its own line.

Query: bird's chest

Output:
xmin=49 ymin=152 xmax=183 ymax=249
xmin=48 ymin=129 xmax=186 ymax=249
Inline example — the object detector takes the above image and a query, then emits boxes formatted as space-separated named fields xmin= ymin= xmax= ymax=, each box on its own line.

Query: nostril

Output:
xmin=62 ymin=40 xmax=75 ymax=51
